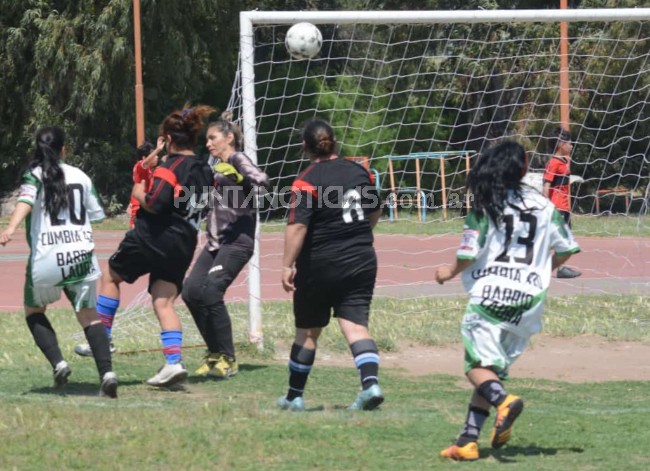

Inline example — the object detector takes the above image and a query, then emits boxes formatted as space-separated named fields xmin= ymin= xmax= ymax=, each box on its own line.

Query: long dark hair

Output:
xmin=32 ymin=126 xmax=68 ymax=217
xmin=467 ymin=140 xmax=528 ymax=223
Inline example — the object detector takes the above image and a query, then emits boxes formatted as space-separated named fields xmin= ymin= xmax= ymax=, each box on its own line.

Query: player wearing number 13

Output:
xmin=278 ymin=119 xmax=384 ymax=412
xmin=0 ymin=126 xmax=117 ymax=398
xmin=436 ymin=141 xmax=580 ymax=461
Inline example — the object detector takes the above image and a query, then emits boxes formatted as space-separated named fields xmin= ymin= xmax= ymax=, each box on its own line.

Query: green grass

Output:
xmin=1 ymin=295 xmax=649 ymax=470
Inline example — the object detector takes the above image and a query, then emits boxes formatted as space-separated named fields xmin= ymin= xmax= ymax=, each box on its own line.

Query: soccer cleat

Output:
xmin=557 ymin=266 xmax=581 ymax=279
xmin=491 ymin=394 xmax=525 ymax=449
xmin=146 ymin=362 xmax=188 ymax=387
xmin=194 ymin=351 xmax=220 ymax=376
xmin=277 ymin=396 xmax=305 ymax=412
xmin=348 ymin=384 xmax=384 ymax=411
xmin=440 ymin=441 xmax=479 ymax=461
xmin=100 ymin=371 xmax=118 ymax=399
xmin=208 ymin=354 xmax=239 ymax=379
xmin=74 ymin=340 xmax=117 ymax=357
xmin=53 ymin=360 xmax=71 ymax=388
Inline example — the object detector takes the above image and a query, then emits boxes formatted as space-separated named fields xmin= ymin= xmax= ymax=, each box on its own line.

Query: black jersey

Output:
xmin=289 ymin=158 xmax=380 ymax=265
xmin=134 ymin=153 xmax=213 ymax=256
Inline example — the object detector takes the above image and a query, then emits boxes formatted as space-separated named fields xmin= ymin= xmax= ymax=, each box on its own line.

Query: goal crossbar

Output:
xmin=241 ymin=8 xmax=650 ymax=25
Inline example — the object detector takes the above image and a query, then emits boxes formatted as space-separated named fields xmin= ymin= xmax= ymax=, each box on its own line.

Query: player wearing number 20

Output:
xmin=0 ymin=126 xmax=117 ymax=398
xmin=436 ymin=141 xmax=580 ymax=461
xmin=278 ymin=119 xmax=384 ymax=412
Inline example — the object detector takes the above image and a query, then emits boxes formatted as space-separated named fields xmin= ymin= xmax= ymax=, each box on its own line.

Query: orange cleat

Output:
xmin=491 ymin=394 xmax=525 ymax=449
xmin=440 ymin=441 xmax=479 ymax=461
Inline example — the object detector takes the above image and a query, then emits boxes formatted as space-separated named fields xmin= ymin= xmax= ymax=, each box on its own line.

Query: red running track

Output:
xmin=0 ymin=230 xmax=648 ymax=312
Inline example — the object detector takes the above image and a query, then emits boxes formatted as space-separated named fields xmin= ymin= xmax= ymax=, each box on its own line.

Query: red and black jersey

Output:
xmin=134 ymin=153 xmax=213 ymax=256
xmin=543 ymin=156 xmax=571 ymax=211
xmin=289 ymin=158 xmax=380 ymax=265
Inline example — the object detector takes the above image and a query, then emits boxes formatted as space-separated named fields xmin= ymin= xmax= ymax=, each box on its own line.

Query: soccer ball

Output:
xmin=285 ymin=22 xmax=322 ymax=60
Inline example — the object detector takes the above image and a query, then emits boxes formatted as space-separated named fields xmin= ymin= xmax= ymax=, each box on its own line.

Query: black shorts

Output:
xmin=108 ymin=229 xmax=194 ymax=294
xmin=293 ymin=250 xmax=377 ymax=329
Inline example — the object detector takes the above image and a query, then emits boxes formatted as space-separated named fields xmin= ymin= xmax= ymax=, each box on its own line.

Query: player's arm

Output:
xmin=435 ymin=258 xmax=473 ymax=285
xmin=543 ymin=159 xmax=558 ymax=198
xmin=0 ymin=202 xmax=32 ymax=246
xmin=436 ymin=211 xmax=487 ymax=284
xmin=282 ymin=223 xmax=308 ymax=293
xmin=141 ymin=136 xmax=166 ymax=170
xmin=282 ymin=177 xmax=316 ymax=292
xmin=369 ymin=208 xmax=381 ymax=229
xmin=86 ymin=181 xmax=105 ymax=224
xmin=132 ymin=181 xmax=150 ymax=211
xmin=230 ymin=153 xmax=271 ymax=190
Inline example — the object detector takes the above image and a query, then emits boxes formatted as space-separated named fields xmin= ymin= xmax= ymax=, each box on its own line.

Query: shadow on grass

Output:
xmin=187 ymin=363 xmax=268 ymax=384
xmin=483 ymin=444 xmax=585 ymax=462
xmin=28 ymin=378 xmax=145 ymax=396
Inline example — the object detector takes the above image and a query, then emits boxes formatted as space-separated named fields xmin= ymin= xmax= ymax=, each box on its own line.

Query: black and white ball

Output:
xmin=285 ymin=22 xmax=323 ymax=60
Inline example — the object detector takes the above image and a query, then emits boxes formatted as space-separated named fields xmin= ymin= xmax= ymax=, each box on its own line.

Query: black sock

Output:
xmin=287 ymin=343 xmax=315 ymax=400
xmin=26 ymin=313 xmax=63 ymax=368
xmin=476 ymin=380 xmax=508 ymax=407
xmin=457 ymin=405 xmax=490 ymax=445
xmin=350 ymin=339 xmax=380 ymax=390
xmin=84 ymin=323 xmax=113 ymax=378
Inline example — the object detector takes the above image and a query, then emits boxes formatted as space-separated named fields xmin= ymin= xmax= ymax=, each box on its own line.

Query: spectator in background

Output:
xmin=0 ymin=126 xmax=117 ymax=398
xmin=129 ymin=137 xmax=166 ymax=229
xmin=543 ymin=127 xmax=582 ymax=279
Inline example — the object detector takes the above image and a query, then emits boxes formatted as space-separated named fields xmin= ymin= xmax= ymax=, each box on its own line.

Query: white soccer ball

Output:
xmin=285 ymin=22 xmax=322 ymax=60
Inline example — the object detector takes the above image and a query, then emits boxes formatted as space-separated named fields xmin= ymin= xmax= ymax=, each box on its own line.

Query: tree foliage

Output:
xmin=1 ymin=0 xmax=649 ymax=213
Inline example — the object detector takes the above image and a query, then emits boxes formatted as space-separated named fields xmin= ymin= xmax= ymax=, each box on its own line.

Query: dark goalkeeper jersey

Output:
xmin=289 ymin=158 xmax=380 ymax=266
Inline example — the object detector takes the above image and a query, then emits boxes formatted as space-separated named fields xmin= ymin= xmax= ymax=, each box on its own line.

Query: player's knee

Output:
xmin=181 ymin=281 xmax=200 ymax=306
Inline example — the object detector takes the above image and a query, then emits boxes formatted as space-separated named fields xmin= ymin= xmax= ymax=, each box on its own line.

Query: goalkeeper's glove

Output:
xmin=214 ymin=162 xmax=244 ymax=184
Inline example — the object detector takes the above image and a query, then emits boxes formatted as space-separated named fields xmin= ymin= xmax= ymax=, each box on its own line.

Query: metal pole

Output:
xmin=560 ymin=0 xmax=570 ymax=130
xmin=133 ymin=0 xmax=145 ymax=146
xmin=560 ymin=0 xmax=572 ymax=211
xmin=240 ymin=12 xmax=264 ymax=348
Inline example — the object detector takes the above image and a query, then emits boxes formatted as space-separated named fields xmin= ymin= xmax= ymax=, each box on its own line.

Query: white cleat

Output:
xmin=146 ymin=362 xmax=188 ymax=387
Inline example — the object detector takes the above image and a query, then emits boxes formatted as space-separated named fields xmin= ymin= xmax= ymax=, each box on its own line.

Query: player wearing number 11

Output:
xmin=278 ymin=119 xmax=384 ymax=412
xmin=436 ymin=141 xmax=580 ymax=461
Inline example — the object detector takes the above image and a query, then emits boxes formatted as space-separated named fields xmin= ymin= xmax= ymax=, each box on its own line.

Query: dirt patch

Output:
xmin=313 ymin=335 xmax=650 ymax=383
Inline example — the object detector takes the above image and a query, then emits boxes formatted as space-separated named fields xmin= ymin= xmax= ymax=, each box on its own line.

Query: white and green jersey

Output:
xmin=457 ymin=188 xmax=580 ymax=336
xmin=18 ymin=163 xmax=105 ymax=287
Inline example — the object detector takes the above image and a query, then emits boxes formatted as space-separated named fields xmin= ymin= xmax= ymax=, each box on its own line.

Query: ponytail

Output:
xmin=32 ymin=127 xmax=68 ymax=217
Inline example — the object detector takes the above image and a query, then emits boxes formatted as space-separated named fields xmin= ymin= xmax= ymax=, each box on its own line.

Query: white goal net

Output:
xmin=112 ymin=8 xmax=650 ymax=349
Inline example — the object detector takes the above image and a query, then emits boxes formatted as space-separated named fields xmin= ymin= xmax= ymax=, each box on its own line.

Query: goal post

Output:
xmin=236 ymin=7 xmax=650 ymax=346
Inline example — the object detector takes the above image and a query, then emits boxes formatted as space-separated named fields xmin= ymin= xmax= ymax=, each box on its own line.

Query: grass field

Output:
xmin=1 ymin=295 xmax=649 ymax=470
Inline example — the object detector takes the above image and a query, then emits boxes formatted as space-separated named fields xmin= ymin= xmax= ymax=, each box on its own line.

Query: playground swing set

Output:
xmin=385 ymin=151 xmax=476 ymax=221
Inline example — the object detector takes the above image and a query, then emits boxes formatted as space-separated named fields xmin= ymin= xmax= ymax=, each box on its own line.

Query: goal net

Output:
xmin=111 ymin=8 xmax=650 ymax=350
